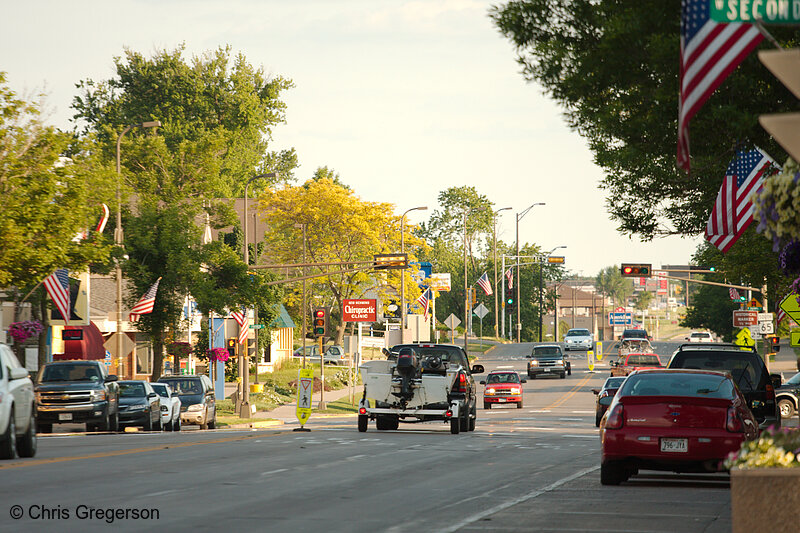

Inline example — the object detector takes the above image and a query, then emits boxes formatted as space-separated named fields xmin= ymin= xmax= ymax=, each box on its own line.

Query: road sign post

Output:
xmin=294 ymin=367 xmax=314 ymax=432
xmin=444 ymin=313 xmax=461 ymax=344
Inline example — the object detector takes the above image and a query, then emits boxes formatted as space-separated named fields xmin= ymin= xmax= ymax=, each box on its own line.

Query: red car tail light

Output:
xmin=445 ymin=410 xmax=453 ymax=418
xmin=359 ymin=407 xmax=367 ymax=415
xmin=726 ymin=407 xmax=743 ymax=432
xmin=766 ymin=383 xmax=775 ymax=401
xmin=454 ymin=372 xmax=467 ymax=393
xmin=605 ymin=404 xmax=624 ymax=429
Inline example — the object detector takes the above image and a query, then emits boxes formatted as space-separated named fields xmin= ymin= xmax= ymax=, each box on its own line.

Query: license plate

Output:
xmin=660 ymin=438 xmax=688 ymax=453
xmin=498 ymin=398 xmax=506 ymax=403
xmin=59 ymin=413 xmax=73 ymax=421
xmin=543 ymin=368 xmax=550 ymax=372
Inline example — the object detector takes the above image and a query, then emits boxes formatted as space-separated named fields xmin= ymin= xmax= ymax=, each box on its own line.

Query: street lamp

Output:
xmin=515 ymin=203 xmax=545 ymax=343
xmin=400 ymin=206 xmax=427 ymax=339
xmin=493 ymin=207 xmax=512 ymax=338
xmin=115 ymin=120 xmax=160 ymax=378
xmin=540 ymin=245 xmax=567 ymax=342
xmin=463 ymin=208 xmax=477 ymax=352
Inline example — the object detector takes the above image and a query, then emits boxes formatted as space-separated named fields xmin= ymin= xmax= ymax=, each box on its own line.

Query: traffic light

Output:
xmin=313 ymin=308 xmax=328 ymax=337
xmin=506 ymin=296 xmax=514 ymax=313
xmin=770 ymin=336 xmax=781 ymax=353
xmin=758 ymin=49 xmax=800 ymax=163
xmin=227 ymin=338 xmax=236 ymax=359
xmin=620 ymin=263 xmax=652 ymax=277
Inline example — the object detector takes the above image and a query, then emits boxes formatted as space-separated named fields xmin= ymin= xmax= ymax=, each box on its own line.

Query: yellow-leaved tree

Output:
xmin=258 ymin=173 xmax=426 ymax=343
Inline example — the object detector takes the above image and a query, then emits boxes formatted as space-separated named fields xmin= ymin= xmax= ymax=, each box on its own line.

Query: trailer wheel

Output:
xmin=358 ymin=415 xmax=368 ymax=432
xmin=450 ymin=417 xmax=460 ymax=434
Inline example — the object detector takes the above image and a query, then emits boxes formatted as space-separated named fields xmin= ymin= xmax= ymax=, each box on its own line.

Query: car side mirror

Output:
xmin=613 ymin=344 xmax=620 ymax=349
xmin=590 ymin=388 xmax=599 ymax=395
xmin=526 ymin=354 xmax=532 ymax=359
xmin=9 ymin=367 xmax=29 ymax=380
xmin=479 ymin=380 xmax=486 ymax=385
xmin=520 ymin=378 xmax=527 ymax=383
xmin=471 ymin=364 xmax=485 ymax=374
xmin=770 ymin=373 xmax=782 ymax=389
xmin=598 ymin=396 xmax=614 ymax=406
xmin=105 ymin=374 xmax=118 ymax=382
xmin=148 ymin=392 xmax=158 ymax=399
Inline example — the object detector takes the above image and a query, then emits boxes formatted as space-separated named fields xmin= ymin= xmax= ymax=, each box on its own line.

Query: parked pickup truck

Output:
xmin=358 ymin=343 xmax=484 ymax=435
xmin=34 ymin=360 xmax=120 ymax=433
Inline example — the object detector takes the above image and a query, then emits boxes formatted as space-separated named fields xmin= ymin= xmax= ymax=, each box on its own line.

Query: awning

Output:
xmin=56 ymin=322 xmax=107 ymax=361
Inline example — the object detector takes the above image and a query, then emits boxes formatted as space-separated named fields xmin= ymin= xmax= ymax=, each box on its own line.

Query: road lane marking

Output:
xmin=260 ymin=468 xmax=288 ymax=476
xmin=437 ymin=465 xmax=600 ymax=533
xmin=543 ymin=373 xmax=593 ymax=410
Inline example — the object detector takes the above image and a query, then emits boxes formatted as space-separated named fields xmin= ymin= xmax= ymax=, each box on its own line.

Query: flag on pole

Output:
xmin=43 ymin=269 xmax=71 ymax=325
xmin=231 ymin=308 xmax=249 ymax=345
xmin=729 ymin=287 xmax=740 ymax=301
xmin=505 ymin=268 xmax=513 ymax=290
xmin=705 ymin=147 xmax=780 ymax=253
xmin=416 ymin=289 xmax=432 ymax=321
xmin=129 ymin=278 xmax=161 ymax=322
xmin=476 ymin=272 xmax=493 ymax=296
xmin=677 ymin=0 xmax=763 ymax=172
xmin=777 ymin=306 xmax=786 ymax=327
xmin=96 ymin=203 xmax=110 ymax=233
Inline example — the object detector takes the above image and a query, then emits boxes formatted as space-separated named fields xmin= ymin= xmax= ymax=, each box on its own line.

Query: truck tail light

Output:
xmin=766 ymin=383 xmax=775 ymax=401
xmin=726 ymin=407 xmax=743 ymax=432
xmin=454 ymin=373 xmax=467 ymax=393
xmin=605 ymin=404 xmax=624 ymax=429
xmin=445 ymin=409 xmax=453 ymax=418
xmin=359 ymin=407 xmax=367 ymax=415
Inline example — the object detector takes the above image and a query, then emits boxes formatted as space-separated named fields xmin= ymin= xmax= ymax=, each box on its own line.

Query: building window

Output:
xmin=136 ymin=342 xmax=152 ymax=374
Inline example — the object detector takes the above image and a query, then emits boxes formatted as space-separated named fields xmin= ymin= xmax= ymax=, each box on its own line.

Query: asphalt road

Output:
xmin=0 ymin=342 xmax=738 ymax=532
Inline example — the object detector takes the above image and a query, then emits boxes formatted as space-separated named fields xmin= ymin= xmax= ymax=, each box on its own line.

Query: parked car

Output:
xmin=564 ymin=328 xmax=593 ymax=351
xmin=481 ymin=371 xmax=526 ymax=409
xmin=600 ymin=369 xmax=758 ymax=485
xmin=158 ymin=375 xmax=216 ymax=429
xmin=666 ymin=344 xmax=780 ymax=430
xmin=527 ymin=344 xmax=570 ymax=379
xmin=685 ymin=331 xmax=714 ymax=343
xmin=35 ymin=359 xmax=119 ymax=433
xmin=151 ymin=382 xmax=181 ymax=431
xmin=0 ymin=343 xmax=36 ymax=459
xmin=775 ymin=371 xmax=800 ymax=419
xmin=611 ymin=353 xmax=662 ymax=377
xmin=292 ymin=344 xmax=348 ymax=365
xmin=117 ymin=381 xmax=161 ymax=431
xmin=591 ymin=376 xmax=626 ymax=427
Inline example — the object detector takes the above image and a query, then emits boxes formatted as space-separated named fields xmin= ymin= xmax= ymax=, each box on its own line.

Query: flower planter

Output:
xmin=731 ymin=467 xmax=800 ymax=532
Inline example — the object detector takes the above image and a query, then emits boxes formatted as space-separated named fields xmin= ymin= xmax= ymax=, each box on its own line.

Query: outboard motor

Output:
xmin=394 ymin=347 xmax=419 ymax=401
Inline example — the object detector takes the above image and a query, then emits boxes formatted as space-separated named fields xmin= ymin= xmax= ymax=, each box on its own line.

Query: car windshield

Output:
xmin=626 ymin=354 xmax=661 ymax=366
xmin=623 ymin=330 xmax=648 ymax=339
xmin=119 ymin=383 xmax=146 ymax=398
xmin=566 ymin=329 xmax=590 ymax=337
xmin=786 ymin=372 xmax=800 ymax=386
xmin=668 ymin=352 xmax=766 ymax=392
xmin=151 ymin=384 xmax=169 ymax=397
xmin=160 ymin=379 xmax=202 ymax=395
xmin=487 ymin=373 xmax=519 ymax=384
xmin=603 ymin=377 xmax=626 ymax=389
xmin=620 ymin=373 xmax=734 ymax=399
xmin=533 ymin=346 xmax=562 ymax=358
xmin=39 ymin=364 xmax=101 ymax=382
xmin=691 ymin=332 xmax=709 ymax=338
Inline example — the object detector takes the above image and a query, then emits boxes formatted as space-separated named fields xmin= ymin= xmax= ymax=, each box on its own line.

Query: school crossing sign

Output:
xmin=296 ymin=367 xmax=314 ymax=427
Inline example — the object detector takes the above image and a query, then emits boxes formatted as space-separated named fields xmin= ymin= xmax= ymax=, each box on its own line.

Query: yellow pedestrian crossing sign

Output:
xmin=587 ymin=351 xmax=595 ymax=372
xmin=296 ymin=367 xmax=314 ymax=426
xmin=596 ymin=342 xmax=603 ymax=361
xmin=734 ymin=328 xmax=755 ymax=349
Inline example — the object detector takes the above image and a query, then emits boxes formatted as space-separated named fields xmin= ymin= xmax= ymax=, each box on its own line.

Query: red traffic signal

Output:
xmin=313 ymin=308 xmax=328 ymax=337
xmin=620 ymin=263 xmax=652 ymax=277
xmin=770 ymin=336 xmax=780 ymax=353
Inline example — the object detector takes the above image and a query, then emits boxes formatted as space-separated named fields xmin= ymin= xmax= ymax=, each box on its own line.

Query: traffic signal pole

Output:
xmin=318 ymin=335 xmax=325 ymax=410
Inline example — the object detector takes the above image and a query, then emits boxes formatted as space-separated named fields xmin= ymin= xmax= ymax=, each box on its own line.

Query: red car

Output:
xmin=481 ymin=371 xmax=526 ymax=409
xmin=611 ymin=352 xmax=662 ymax=377
xmin=599 ymin=369 xmax=758 ymax=485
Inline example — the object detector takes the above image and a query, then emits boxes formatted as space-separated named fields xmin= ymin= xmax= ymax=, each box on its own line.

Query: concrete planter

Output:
xmin=731 ymin=467 xmax=800 ymax=533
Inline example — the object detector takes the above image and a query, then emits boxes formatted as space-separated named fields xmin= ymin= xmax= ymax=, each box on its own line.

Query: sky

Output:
xmin=0 ymin=0 xmax=701 ymax=276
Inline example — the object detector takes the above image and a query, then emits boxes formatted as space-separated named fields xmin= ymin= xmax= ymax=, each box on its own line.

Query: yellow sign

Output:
xmin=587 ymin=351 xmax=595 ymax=371
xmin=734 ymin=328 xmax=755 ymax=349
xmin=780 ymin=293 xmax=800 ymax=323
xmin=296 ymin=367 xmax=314 ymax=426
xmin=596 ymin=342 xmax=603 ymax=361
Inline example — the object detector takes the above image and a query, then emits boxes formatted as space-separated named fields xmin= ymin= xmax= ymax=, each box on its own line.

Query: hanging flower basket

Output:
xmin=207 ymin=347 xmax=229 ymax=363
xmin=7 ymin=320 xmax=44 ymax=344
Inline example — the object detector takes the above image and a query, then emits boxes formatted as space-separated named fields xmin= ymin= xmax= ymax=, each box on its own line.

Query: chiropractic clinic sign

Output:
xmin=342 ymin=299 xmax=377 ymax=322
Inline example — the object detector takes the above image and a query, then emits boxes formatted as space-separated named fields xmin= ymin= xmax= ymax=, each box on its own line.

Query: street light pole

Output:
xmin=540 ymin=245 xmax=567 ymax=342
xmin=515 ymin=203 xmax=545 ymax=343
xmin=400 ymin=206 xmax=427 ymax=342
xmin=115 ymin=120 xmax=160 ymax=379
xmin=493 ymin=207 xmax=511 ymax=338
xmin=463 ymin=208 xmax=476 ymax=353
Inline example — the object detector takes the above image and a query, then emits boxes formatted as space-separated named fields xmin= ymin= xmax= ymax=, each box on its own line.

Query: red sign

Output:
xmin=732 ymin=310 xmax=758 ymax=327
xmin=342 ymin=299 xmax=377 ymax=322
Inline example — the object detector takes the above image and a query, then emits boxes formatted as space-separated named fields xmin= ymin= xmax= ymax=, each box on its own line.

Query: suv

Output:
xmin=527 ymin=344 xmax=570 ymax=379
xmin=685 ymin=331 xmax=714 ymax=343
xmin=620 ymin=329 xmax=650 ymax=341
xmin=35 ymin=360 xmax=119 ymax=433
xmin=666 ymin=344 xmax=780 ymax=430
xmin=564 ymin=328 xmax=593 ymax=351
xmin=157 ymin=375 xmax=216 ymax=429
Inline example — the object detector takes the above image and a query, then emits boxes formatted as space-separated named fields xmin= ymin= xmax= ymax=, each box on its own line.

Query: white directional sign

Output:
xmin=444 ymin=313 xmax=461 ymax=330
xmin=473 ymin=303 xmax=489 ymax=319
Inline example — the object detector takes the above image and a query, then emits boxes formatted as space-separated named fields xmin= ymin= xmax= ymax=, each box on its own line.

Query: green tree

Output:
xmin=595 ymin=266 xmax=634 ymax=307
xmin=680 ymin=284 xmax=738 ymax=341
xmin=634 ymin=290 xmax=654 ymax=312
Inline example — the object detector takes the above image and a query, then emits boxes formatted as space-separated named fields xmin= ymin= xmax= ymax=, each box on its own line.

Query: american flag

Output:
xmin=416 ymin=289 xmax=432 ymax=321
xmin=677 ymin=0 xmax=762 ymax=172
xmin=43 ymin=269 xmax=70 ymax=325
xmin=505 ymin=268 xmax=513 ymax=290
xmin=231 ymin=308 xmax=249 ymax=345
xmin=777 ymin=306 xmax=786 ymax=327
xmin=476 ymin=272 xmax=493 ymax=296
xmin=129 ymin=277 xmax=161 ymax=322
xmin=96 ymin=203 xmax=109 ymax=233
xmin=705 ymin=147 xmax=779 ymax=253
xmin=729 ymin=287 xmax=740 ymax=301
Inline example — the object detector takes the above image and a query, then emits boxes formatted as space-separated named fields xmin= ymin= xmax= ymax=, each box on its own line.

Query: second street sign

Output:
xmin=710 ymin=0 xmax=800 ymax=24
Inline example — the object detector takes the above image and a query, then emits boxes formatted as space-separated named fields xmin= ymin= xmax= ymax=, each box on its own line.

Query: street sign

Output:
xmin=596 ymin=342 xmax=603 ymax=361
xmin=732 ymin=310 xmax=758 ymax=327
xmin=296 ymin=367 xmax=314 ymax=427
xmin=780 ymin=293 xmax=800 ymax=323
xmin=734 ymin=328 xmax=755 ymax=348
xmin=444 ymin=314 xmax=461 ymax=330
xmin=587 ymin=351 xmax=595 ymax=372
xmin=749 ymin=326 xmax=763 ymax=340
xmin=103 ymin=332 xmax=137 ymax=359
xmin=758 ymin=322 xmax=775 ymax=335
xmin=429 ymin=273 xmax=451 ymax=292
xmin=608 ymin=312 xmax=632 ymax=325
xmin=792 ymin=331 xmax=800 ymax=347
xmin=342 ymin=299 xmax=377 ymax=322
xmin=711 ymin=2 xmax=800 ymax=24
xmin=248 ymin=324 xmax=265 ymax=329
xmin=547 ymin=256 xmax=565 ymax=264
xmin=473 ymin=303 xmax=489 ymax=319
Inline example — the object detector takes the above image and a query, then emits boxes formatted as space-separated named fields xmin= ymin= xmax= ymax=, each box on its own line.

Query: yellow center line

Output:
xmin=542 ymin=373 xmax=593 ymax=411
xmin=0 ymin=432 xmax=280 ymax=470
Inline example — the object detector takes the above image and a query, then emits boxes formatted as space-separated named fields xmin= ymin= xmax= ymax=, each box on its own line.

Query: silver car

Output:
xmin=564 ymin=328 xmax=593 ymax=351
xmin=0 ymin=343 xmax=36 ymax=459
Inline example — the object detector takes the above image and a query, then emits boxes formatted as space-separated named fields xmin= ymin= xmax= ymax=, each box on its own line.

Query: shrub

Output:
xmin=724 ymin=426 xmax=800 ymax=469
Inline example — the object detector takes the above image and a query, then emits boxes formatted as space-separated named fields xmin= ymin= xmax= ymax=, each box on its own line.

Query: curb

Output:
xmin=224 ymin=420 xmax=284 ymax=429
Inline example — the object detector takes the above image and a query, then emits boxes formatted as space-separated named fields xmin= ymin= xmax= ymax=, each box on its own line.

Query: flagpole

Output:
xmin=20 ymin=279 xmax=45 ymax=304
